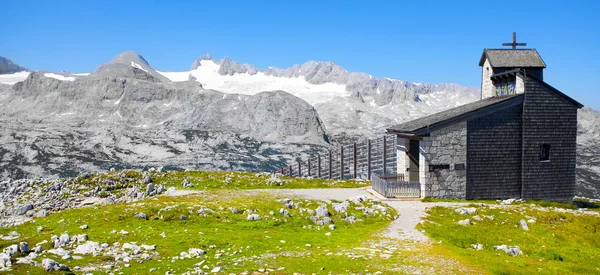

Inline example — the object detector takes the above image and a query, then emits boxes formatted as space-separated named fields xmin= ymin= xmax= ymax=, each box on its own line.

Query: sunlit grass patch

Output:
xmin=0 ymin=190 xmax=397 ymax=274
xmin=419 ymin=202 xmax=600 ymax=274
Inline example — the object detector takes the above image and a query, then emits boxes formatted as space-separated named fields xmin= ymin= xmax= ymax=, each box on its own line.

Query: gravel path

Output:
xmin=243 ymin=187 xmax=467 ymax=242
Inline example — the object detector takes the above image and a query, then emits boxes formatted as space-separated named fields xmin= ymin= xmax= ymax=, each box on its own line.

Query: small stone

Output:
xmin=146 ymin=183 xmax=155 ymax=195
xmin=37 ymin=226 xmax=43 ymax=233
xmin=0 ymin=253 xmax=11 ymax=269
xmin=471 ymin=244 xmax=483 ymax=250
xmin=142 ymin=173 xmax=152 ymax=184
xmin=34 ymin=209 xmax=48 ymax=218
xmin=135 ymin=212 xmax=148 ymax=220
xmin=316 ymin=205 xmax=329 ymax=217
xmin=188 ymin=248 xmax=206 ymax=258
xmin=3 ymin=245 xmax=18 ymax=256
xmin=246 ymin=214 xmax=261 ymax=221
xmin=279 ymin=208 xmax=290 ymax=216
xmin=328 ymin=224 xmax=336 ymax=230
xmin=141 ymin=244 xmax=156 ymax=251
xmin=231 ymin=207 xmax=240 ymax=214
xmin=211 ymin=266 xmax=223 ymax=273
xmin=42 ymin=258 xmax=69 ymax=271
xmin=80 ymin=224 xmax=88 ymax=230
xmin=74 ymin=241 xmax=101 ymax=255
xmin=182 ymin=178 xmax=193 ymax=188
xmin=519 ymin=219 xmax=529 ymax=231
xmin=17 ymin=203 xmax=33 ymax=215
xmin=19 ymin=242 xmax=29 ymax=254
xmin=455 ymin=207 xmax=477 ymax=215
xmin=180 ymin=215 xmax=187 ymax=220
xmin=333 ymin=202 xmax=350 ymax=213
xmin=160 ymin=232 xmax=166 ymax=238
xmin=457 ymin=219 xmax=472 ymax=226
xmin=325 ymin=232 xmax=332 ymax=236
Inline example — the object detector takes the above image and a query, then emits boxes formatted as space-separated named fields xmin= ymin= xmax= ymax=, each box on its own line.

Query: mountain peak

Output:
xmin=109 ymin=51 xmax=152 ymax=69
xmin=0 ymin=56 xmax=28 ymax=74
xmin=93 ymin=51 xmax=169 ymax=82
xmin=200 ymin=53 xmax=213 ymax=61
xmin=190 ymin=53 xmax=215 ymax=70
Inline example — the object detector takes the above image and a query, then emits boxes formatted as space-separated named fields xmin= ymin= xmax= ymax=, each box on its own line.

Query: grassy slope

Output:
xmin=420 ymin=203 xmax=600 ymax=275
xmin=0 ymin=170 xmax=400 ymax=274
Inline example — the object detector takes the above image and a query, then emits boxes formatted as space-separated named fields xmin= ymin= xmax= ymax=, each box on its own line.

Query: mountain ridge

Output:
xmin=0 ymin=51 xmax=598 ymax=199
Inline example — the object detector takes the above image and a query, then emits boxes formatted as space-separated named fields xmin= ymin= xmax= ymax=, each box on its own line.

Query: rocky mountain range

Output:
xmin=0 ymin=52 xmax=598 ymax=198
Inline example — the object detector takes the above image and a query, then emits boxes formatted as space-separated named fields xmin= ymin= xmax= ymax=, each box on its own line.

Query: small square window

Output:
xmin=540 ymin=144 xmax=550 ymax=161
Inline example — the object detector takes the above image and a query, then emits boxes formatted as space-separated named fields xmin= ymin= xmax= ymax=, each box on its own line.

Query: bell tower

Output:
xmin=478 ymin=32 xmax=546 ymax=99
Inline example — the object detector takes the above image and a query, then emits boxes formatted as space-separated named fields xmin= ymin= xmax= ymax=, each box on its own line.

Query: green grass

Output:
xmin=421 ymin=197 xmax=582 ymax=210
xmin=1 ymin=190 xmax=399 ymax=274
xmin=419 ymin=203 xmax=600 ymax=275
xmin=70 ymin=170 xmax=369 ymax=196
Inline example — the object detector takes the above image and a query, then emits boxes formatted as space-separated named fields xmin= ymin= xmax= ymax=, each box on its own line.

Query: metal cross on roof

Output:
xmin=502 ymin=32 xmax=527 ymax=49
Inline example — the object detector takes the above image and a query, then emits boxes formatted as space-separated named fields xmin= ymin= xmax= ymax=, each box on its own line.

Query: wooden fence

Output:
xmin=371 ymin=174 xmax=421 ymax=198
xmin=274 ymin=135 xmax=397 ymax=180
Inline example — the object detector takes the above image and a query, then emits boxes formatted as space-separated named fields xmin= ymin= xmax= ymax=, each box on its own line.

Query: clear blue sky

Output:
xmin=2 ymin=0 xmax=599 ymax=109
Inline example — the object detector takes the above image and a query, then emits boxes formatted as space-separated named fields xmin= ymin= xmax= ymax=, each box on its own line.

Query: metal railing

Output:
xmin=372 ymin=174 xmax=421 ymax=198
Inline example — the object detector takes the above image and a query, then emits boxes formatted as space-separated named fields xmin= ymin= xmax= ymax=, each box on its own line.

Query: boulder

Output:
xmin=316 ymin=205 xmax=329 ymax=217
xmin=135 ymin=212 xmax=148 ymax=220
xmin=3 ymin=245 xmax=18 ymax=256
xmin=146 ymin=183 xmax=155 ymax=195
xmin=188 ymin=248 xmax=206 ymax=258
xmin=34 ymin=209 xmax=48 ymax=218
xmin=19 ymin=242 xmax=29 ymax=254
xmin=246 ymin=214 xmax=261 ymax=221
xmin=457 ymin=219 xmax=472 ymax=226
xmin=0 ymin=253 xmax=11 ymax=269
xmin=332 ymin=202 xmax=349 ymax=213
xmin=519 ymin=219 xmax=529 ymax=231
xmin=455 ymin=207 xmax=477 ymax=215
xmin=74 ymin=241 xmax=100 ymax=255
xmin=17 ymin=203 xmax=33 ymax=215
xmin=42 ymin=258 xmax=70 ymax=271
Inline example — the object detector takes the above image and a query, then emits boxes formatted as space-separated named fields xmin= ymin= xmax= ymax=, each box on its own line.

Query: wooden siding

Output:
xmin=466 ymin=104 xmax=523 ymax=199
xmin=521 ymin=77 xmax=578 ymax=201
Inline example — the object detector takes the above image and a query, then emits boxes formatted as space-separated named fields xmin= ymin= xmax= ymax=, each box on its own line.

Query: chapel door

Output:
xmin=407 ymin=139 xmax=420 ymax=181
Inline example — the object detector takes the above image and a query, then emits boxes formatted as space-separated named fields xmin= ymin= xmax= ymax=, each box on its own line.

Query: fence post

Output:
xmin=383 ymin=136 xmax=387 ymax=175
xmin=318 ymin=154 xmax=321 ymax=179
xmin=367 ymin=139 xmax=372 ymax=180
xmin=328 ymin=150 xmax=332 ymax=179
xmin=340 ymin=145 xmax=344 ymax=180
xmin=353 ymin=143 xmax=357 ymax=179
xmin=308 ymin=158 xmax=311 ymax=178
xmin=289 ymin=165 xmax=292 ymax=177
xmin=298 ymin=161 xmax=301 ymax=178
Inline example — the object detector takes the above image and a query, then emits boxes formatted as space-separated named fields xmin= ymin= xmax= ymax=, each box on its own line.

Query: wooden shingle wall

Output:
xmin=466 ymin=104 xmax=523 ymax=199
xmin=521 ymin=78 xmax=578 ymax=201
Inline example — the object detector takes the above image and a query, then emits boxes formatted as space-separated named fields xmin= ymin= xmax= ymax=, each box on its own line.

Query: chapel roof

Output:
xmin=479 ymin=49 xmax=546 ymax=68
xmin=386 ymin=94 xmax=524 ymax=136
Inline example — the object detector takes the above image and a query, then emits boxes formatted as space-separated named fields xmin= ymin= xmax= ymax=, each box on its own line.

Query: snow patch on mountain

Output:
xmin=0 ymin=71 xmax=30 ymax=84
xmin=44 ymin=73 xmax=76 ymax=81
xmin=159 ymin=60 xmax=350 ymax=105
